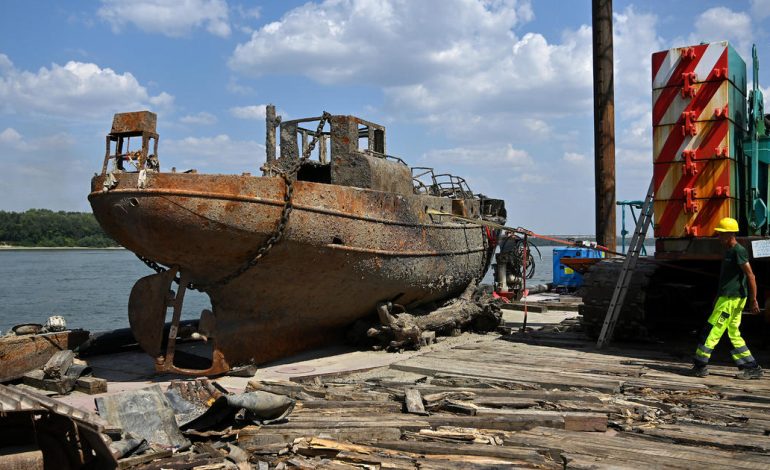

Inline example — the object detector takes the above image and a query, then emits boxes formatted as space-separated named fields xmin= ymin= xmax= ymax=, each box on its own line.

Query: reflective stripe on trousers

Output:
xmin=693 ymin=296 xmax=757 ymax=368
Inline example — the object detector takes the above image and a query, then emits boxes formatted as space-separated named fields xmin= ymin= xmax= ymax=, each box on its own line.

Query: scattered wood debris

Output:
xmin=21 ymin=350 xmax=105 ymax=395
xmin=5 ymin=315 xmax=770 ymax=469
xmin=185 ymin=320 xmax=769 ymax=469
xmin=0 ymin=327 xmax=89 ymax=382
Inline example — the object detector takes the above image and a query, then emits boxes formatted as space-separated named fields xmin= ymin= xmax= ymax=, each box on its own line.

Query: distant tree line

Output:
xmin=0 ymin=209 xmax=118 ymax=247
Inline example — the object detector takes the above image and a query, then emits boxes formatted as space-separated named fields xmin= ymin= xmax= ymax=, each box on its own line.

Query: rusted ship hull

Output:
xmin=89 ymin=172 xmax=492 ymax=366
xmin=89 ymin=109 xmax=505 ymax=375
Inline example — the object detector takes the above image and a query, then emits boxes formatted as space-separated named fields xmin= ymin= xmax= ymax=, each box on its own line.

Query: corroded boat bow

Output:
xmin=89 ymin=108 xmax=506 ymax=375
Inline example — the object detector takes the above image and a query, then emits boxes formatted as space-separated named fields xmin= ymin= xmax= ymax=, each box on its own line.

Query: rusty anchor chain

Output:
xmin=136 ymin=112 xmax=332 ymax=291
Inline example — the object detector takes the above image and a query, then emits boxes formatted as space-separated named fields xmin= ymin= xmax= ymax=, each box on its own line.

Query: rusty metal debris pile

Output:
xmin=0 ymin=377 xmax=297 ymax=469
xmin=0 ymin=383 xmax=117 ymax=469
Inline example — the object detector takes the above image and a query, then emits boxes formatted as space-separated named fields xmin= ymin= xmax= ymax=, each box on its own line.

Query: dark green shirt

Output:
xmin=717 ymin=243 xmax=749 ymax=298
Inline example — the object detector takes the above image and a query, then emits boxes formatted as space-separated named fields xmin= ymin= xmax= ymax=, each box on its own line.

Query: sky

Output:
xmin=1 ymin=0 xmax=769 ymax=234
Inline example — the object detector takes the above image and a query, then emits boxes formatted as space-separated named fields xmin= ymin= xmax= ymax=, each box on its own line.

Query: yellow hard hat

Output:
xmin=714 ymin=217 xmax=739 ymax=233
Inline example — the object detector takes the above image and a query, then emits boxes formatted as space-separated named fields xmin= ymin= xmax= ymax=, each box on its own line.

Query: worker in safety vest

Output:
xmin=692 ymin=217 xmax=763 ymax=379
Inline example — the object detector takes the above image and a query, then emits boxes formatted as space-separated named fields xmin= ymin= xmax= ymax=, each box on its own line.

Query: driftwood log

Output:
xmin=361 ymin=282 xmax=503 ymax=351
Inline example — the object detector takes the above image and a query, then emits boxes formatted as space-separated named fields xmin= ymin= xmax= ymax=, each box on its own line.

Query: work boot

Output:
xmin=735 ymin=366 xmax=763 ymax=380
xmin=691 ymin=365 xmax=709 ymax=377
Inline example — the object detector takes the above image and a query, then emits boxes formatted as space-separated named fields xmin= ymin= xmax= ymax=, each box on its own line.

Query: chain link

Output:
xmin=137 ymin=112 xmax=332 ymax=291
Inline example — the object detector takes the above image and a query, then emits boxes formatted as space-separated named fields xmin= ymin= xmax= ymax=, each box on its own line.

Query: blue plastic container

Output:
xmin=552 ymin=247 xmax=603 ymax=288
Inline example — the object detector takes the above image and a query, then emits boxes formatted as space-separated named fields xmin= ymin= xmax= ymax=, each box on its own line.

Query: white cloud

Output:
xmin=98 ymin=0 xmax=231 ymax=38
xmin=226 ymin=78 xmax=254 ymax=95
xmin=617 ymin=147 xmax=650 ymax=165
xmin=613 ymin=7 xmax=663 ymax=96
xmin=609 ymin=6 xmax=664 ymax=201
xmin=383 ymin=24 xmax=594 ymax=118
xmin=421 ymin=144 xmax=532 ymax=167
xmin=0 ymin=127 xmax=22 ymax=146
xmin=751 ymin=0 xmax=770 ymax=20
xmin=563 ymin=152 xmax=586 ymax=164
xmin=180 ymin=111 xmax=217 ymax=125
xmin=523 ymin=119 xmax=552 ymax=137
xmin=234 ymin=5 xmax=261 ymax=20
xmin=1 ymin=134 xmax=92 ymax=212
xmin=690 ymin=7 xmax=753 ymax=55
xmin=0 ymin=54 xmax=12 ymax=73
xmin=149 ymin=92 xmax=174 ymax=108
xmin=517 ymin=173 xmax=545 ymax=184
xmin=230 ymin=104 xmax=267 ymax=120
xmin=230 ymin=0 xmax=536 ymax=87
xmin=164 ymin=134 xmax=266 ymax=173
xmin=227 ymin=1 xmax=659 ymax=141
xmin=0 ymin=55 xmax=173 ymax=119
xmin=0 ymin=128 xmax=75 ymax=151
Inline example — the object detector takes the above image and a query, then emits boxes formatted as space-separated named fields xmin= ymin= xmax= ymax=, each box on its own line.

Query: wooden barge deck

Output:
xmin=10 ymin=303 xmax=770 ymax=469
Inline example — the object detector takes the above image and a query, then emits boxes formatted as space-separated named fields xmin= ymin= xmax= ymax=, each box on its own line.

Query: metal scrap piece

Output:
xmin=0 ymin=384 xmax=116 ymax=468
xmin=95 ymin=385 xmax=190 ymax=449
xmin=182 ymin=391 xmax=295 ymax=431
xmin=165 ymin=388 xmax=210 ymax=428
xmin=228 ymin=391 xmax=296 ymax=424
xmin=165 ymin=378 xmax=228 ymax=427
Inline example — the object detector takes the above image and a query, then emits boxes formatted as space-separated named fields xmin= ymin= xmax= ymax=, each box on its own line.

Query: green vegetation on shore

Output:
xmin=0 ymin=210 xmax=650 ymax=249
xmin=0 ymin=209 xmax=117 ymax=247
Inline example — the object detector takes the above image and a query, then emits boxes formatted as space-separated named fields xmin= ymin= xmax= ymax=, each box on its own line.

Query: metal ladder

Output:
xmin=596 ymin=178 xmax=654 ymax=348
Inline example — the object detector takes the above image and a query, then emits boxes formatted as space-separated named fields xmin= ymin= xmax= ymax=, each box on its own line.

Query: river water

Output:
xmin=0 ymin=249 xmax=212 ymax=334
xmin=0 ymin=246 xmax=567 ymax=334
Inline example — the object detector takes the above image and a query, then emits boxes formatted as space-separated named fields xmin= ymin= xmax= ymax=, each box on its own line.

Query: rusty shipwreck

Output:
xmin=88 ymin=107 xmax=506 ymax=375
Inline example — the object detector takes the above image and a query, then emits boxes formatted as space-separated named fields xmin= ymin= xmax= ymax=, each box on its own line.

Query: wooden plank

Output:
xmin=374 ymin=440 xmax=559 ymax=469
xmin=117 ymin=450 xmax=173 ymax=469
xmin=622 ymin=379 xmax=709 ymax=392
xmin=449 ymin=342 xmax=684 ymax=373
xmin=296 ymin=400 xmax=402 ymax=412
xmin=22 ymin=369 xmax=76 ymax=395
xmin=0 ymin=330 xmax=89 ymax=382
xmin=424 ymin=348 xmax=647 ymax=379
xmin=440 ymin=401 xmax=477 ymax=415
xmin=471 ymin=409 xmax=607 ymax=432
xmin=271 ymin=410 xmax=593 ymax=434
xmin=427 ymin=374 xmax=540 ymax=389
xmin=416 ymin=457 xmax=537 ymax=470
xmin=404 ymin=388 xmax=427 ymax=415
xmin=0 ymin=446 xmax=44 ymax=470
xmin=75 ymin=376 xmax=108 ymax=395
xmin=505 ymin=426 xmax=770 ymax=469
xmin=536 ymin=400 xmax=616 ymax=414
xmin=562 ymin=412 xmax=608 ymax=432
xmin=237 ymin=427 xmax=402 ymax=451
xmin=390 ymin=357 xmax=623 ymax=393
xmin=327 ymin=450 xmax=416 ymax=469
xmin=641 ymin=424 xmax=770 ymax=453
xmin=689 ymin=397 xmax=770 ymax=412
xmin=425 ymin=413 xmax=564 ymax=432
xmin=294 ymin=437 xmax=555 ymax=469
xmin=42 ymin=350 xmax=74 ymax=379
xmin=268 ymin=415 xmax=430 ymax=432
xmin=388 ymin=386 xmax=605 ymax=403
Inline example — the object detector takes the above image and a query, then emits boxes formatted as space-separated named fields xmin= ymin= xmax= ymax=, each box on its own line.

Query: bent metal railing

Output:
xmin=411 ymin=167 xmax=474 ymax=198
